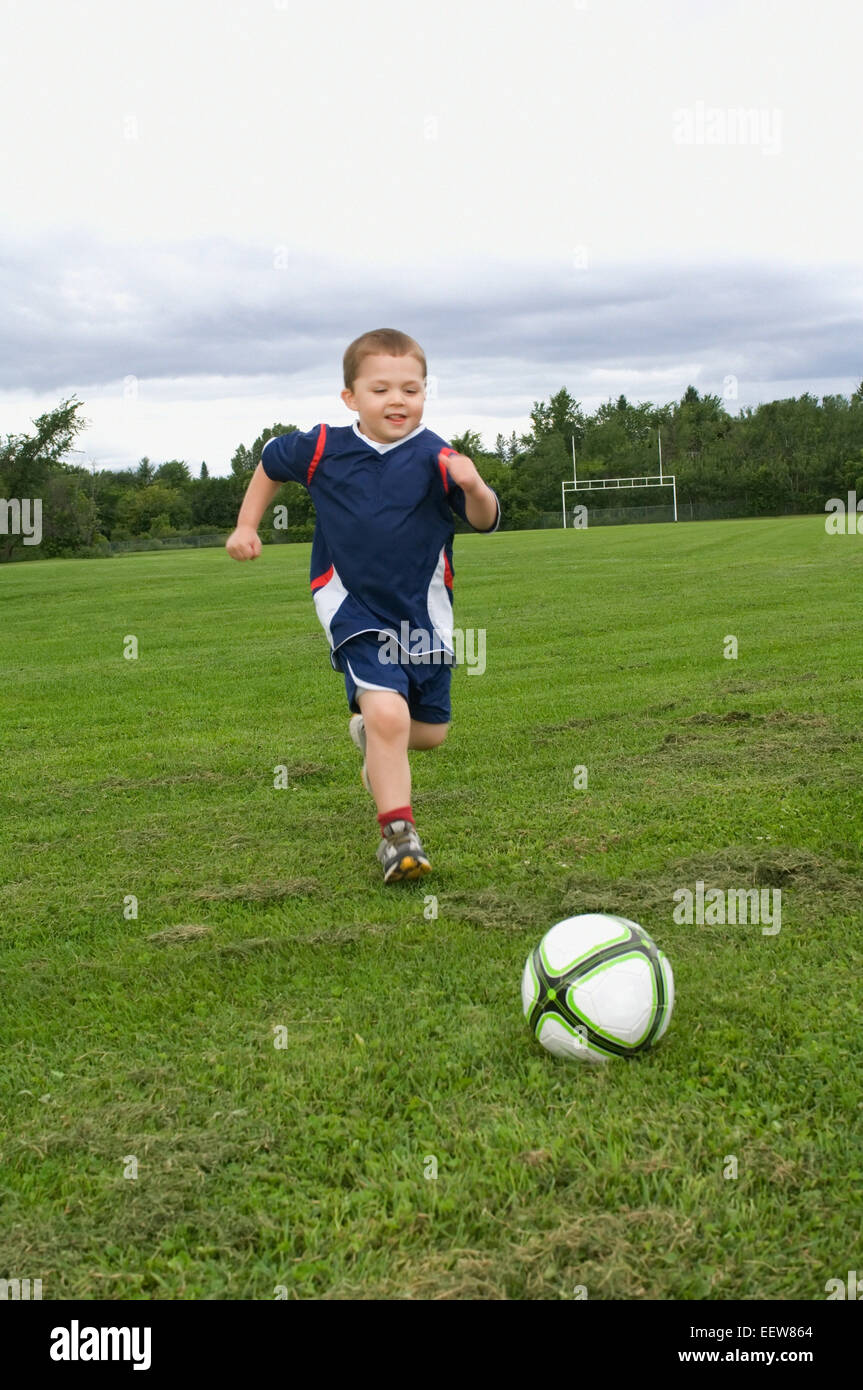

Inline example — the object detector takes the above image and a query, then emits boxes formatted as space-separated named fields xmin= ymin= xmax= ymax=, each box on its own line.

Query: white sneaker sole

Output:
xmin=349 ymin=714 xmax=373 ymax=794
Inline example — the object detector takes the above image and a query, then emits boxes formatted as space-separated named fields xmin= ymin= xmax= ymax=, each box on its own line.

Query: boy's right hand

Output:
xmin=226 ymin=525 xmax=262 ymax=561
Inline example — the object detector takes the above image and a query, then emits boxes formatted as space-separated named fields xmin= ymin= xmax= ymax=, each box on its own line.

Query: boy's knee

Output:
xmin=359 ymin=689 xmax=410 ymax=738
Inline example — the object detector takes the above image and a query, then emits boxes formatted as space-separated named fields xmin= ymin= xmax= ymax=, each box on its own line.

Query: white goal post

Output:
xmin=562 ymin=433 xmax=678 ymax=526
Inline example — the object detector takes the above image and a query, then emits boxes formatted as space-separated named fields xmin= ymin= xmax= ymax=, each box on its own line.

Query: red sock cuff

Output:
xmin=378 ymin=805 xmax=414 ymax=830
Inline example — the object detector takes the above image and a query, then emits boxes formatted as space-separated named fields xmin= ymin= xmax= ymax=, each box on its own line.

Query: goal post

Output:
xmin=562 ymin=431 xmax=678 ymax=526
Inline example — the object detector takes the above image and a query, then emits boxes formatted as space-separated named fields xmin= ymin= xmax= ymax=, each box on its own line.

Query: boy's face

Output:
xmin=341 ymin=353 xmax=426 ymax=444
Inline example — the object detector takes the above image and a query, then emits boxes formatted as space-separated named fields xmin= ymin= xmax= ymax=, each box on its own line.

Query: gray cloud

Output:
xmin=1 ymin=228 xmax=860 ymax=412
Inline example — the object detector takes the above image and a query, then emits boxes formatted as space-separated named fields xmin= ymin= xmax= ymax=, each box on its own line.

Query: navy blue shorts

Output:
xmin=333 ymin=632 xmax=454 ymax=724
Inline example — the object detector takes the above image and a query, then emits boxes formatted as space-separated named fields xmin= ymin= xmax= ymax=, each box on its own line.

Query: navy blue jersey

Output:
xmin=260 ymin=420 xmax=500 ymax=668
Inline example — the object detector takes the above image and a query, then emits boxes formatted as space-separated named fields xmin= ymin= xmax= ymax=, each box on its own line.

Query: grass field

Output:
xmin=1 ymin=516 xmax=861 ymax=1300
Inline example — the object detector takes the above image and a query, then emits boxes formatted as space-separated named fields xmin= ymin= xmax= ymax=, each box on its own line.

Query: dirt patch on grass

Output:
xmin=686 ymin=709 xmax=754 ymax=725
xmin=518 ymin=1149 xmax=554 ymax=1166
xmin=216 ymin=935 xmax=283 ymax=956
xmin=438 ymin=889 xmax=543 ymax=931
xmin=298 ymin=922 xmax=403 ymax=945
xmin=719 ymin=680 xmax=764 ymax=694
xmin=148 ymin=924 xmax=212 ymax=944
xmin=652 ymin=706 xmax=853 ymax=771
xmin=558 ymin=845 xmax=859 ymax=923
xmin=763 ymin=709 xmax=831 ymax=727
xmin=672 ymin=844 xmax=857 ymax=891
xmin=684 ymin=709 xmax=830 ymax=728
xmin=357 ymin=1206 xmax=697 ymax=1300
xmin=531 ymin=711 xmax=629 ymax=743
xmin=0 ymin=1134 xmax=267 ymax=1295
xmin=193 ymin=878 xmax=319 ymax=901
xmin=427 ymin=845 xmax=859 ymax=934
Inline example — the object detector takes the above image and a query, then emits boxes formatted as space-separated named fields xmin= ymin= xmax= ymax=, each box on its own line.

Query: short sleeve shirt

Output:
xmin=260 ymin=421 xmax=500 ymax=667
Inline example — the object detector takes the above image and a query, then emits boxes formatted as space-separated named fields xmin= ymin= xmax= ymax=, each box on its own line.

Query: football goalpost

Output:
xmin=561 ymin=433 xmax=678 ymax=526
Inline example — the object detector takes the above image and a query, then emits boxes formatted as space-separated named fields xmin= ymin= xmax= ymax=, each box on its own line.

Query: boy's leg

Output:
xmin=357 ymin=689 xmax=412 ymax=812
xmin=408 ymin=719 xmax=449 ymax=750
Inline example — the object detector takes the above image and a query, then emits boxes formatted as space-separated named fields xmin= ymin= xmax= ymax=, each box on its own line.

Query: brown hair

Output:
xmin=343 ymin=328 xmax=427 ymax=392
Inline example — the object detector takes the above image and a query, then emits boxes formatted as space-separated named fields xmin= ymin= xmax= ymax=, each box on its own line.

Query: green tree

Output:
xmin=450 ymin=428 xmax=484 ymax=458
xmin=527 ymin=387 xmax=585 ymax=449
xmin=0 ymin=396 xmax=90 ymax=560
xmin=494 ymin=430 xmax=521 ymax=464
xmin=40 ymin=475 xmax=100 ymax=555
xmin=135 ymin=457 xmax=155 ymax=487
xmin=89 ymin=468 xmax=139 ymax=538
xmin=115 ymin=483 xmax=191 ymax=535
xmin=190 ymin=475 xmax=244 ymax=529
xmin=230 ymin=443 xmax=254 ymax=478
xmin=154 ymin=459 xmax=192 ymax=489
xmin=513 ymin=432 xmax=571 ymax=515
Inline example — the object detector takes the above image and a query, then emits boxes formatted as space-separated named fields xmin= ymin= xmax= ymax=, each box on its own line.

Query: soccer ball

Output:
xmin=521 ymin=913 xmax=674 ymax=1063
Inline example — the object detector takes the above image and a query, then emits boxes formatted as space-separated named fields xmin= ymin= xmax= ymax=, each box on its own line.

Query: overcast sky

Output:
xmin=1 ymin=0 xmax=861 ymax=475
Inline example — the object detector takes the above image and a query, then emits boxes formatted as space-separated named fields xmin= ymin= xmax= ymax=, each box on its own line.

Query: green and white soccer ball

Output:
xmin=522 ymin=913 xmax=674 ymax=1063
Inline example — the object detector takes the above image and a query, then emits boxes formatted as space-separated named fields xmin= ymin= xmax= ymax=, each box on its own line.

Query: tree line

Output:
xmin=2 ymin=382 xmax=862 ymax=560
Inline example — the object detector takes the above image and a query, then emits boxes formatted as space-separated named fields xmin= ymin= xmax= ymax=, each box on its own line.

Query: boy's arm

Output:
xmin=226 ymin=462 xmax=283 ymax=560
xmin=462 ymin=478 xmax=499 ymax=531
xmin=442 ymin=451 xmax=500 ymax=531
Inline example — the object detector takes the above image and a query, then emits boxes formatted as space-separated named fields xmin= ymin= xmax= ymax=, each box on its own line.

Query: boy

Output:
xmin=226 ymin=328 xmax=500 ymax=883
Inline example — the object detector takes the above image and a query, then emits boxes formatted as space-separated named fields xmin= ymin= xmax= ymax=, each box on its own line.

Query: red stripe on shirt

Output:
xmin=438 ymin=450 xmax=457 ymax=587
xmin=307 ymin=423 xmax=327 ymax=486
xmin=310 ymin=564 xmax=333 ymax=591
xmin=438 ymin=446 xmax=455 ymax=493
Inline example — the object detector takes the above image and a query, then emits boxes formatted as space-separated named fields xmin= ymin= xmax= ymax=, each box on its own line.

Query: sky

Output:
xmin=1 ymin=0 xmax=861 ymax=475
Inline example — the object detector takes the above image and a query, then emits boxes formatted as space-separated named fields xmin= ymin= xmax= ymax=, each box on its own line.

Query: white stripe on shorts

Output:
xmin=344 ymin=657 xmax=396 ymax=694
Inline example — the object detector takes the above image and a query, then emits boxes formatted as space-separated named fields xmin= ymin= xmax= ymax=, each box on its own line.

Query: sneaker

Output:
xmin=349 ymin=713 xmax=372 ymax=793
xmin=375 ymin=819 xmax=431 ymax=883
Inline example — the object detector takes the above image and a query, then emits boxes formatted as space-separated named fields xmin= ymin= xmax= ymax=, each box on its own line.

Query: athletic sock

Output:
xmin=378 ymin=805 xmax=414 ymax=832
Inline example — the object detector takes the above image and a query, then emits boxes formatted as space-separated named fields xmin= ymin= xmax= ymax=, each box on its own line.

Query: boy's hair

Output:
xmin=343 ymin=328 xmax=427 ymax=392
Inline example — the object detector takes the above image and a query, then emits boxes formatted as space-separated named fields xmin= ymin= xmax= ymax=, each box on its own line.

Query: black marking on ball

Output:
xmin=528 ymin=924 xmax=668 ymax=1058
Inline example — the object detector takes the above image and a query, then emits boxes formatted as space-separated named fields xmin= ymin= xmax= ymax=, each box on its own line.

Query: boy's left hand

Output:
xmin=444 ymin=451 xmax=483 ymax=494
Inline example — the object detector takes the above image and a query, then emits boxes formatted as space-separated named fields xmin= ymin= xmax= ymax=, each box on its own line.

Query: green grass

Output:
xmin=1 ymin=516 xmax=861 ymax=1300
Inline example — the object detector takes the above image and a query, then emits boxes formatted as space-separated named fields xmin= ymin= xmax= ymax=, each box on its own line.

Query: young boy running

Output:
xmin=226 ymin=328 xmax=500 ymax=883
